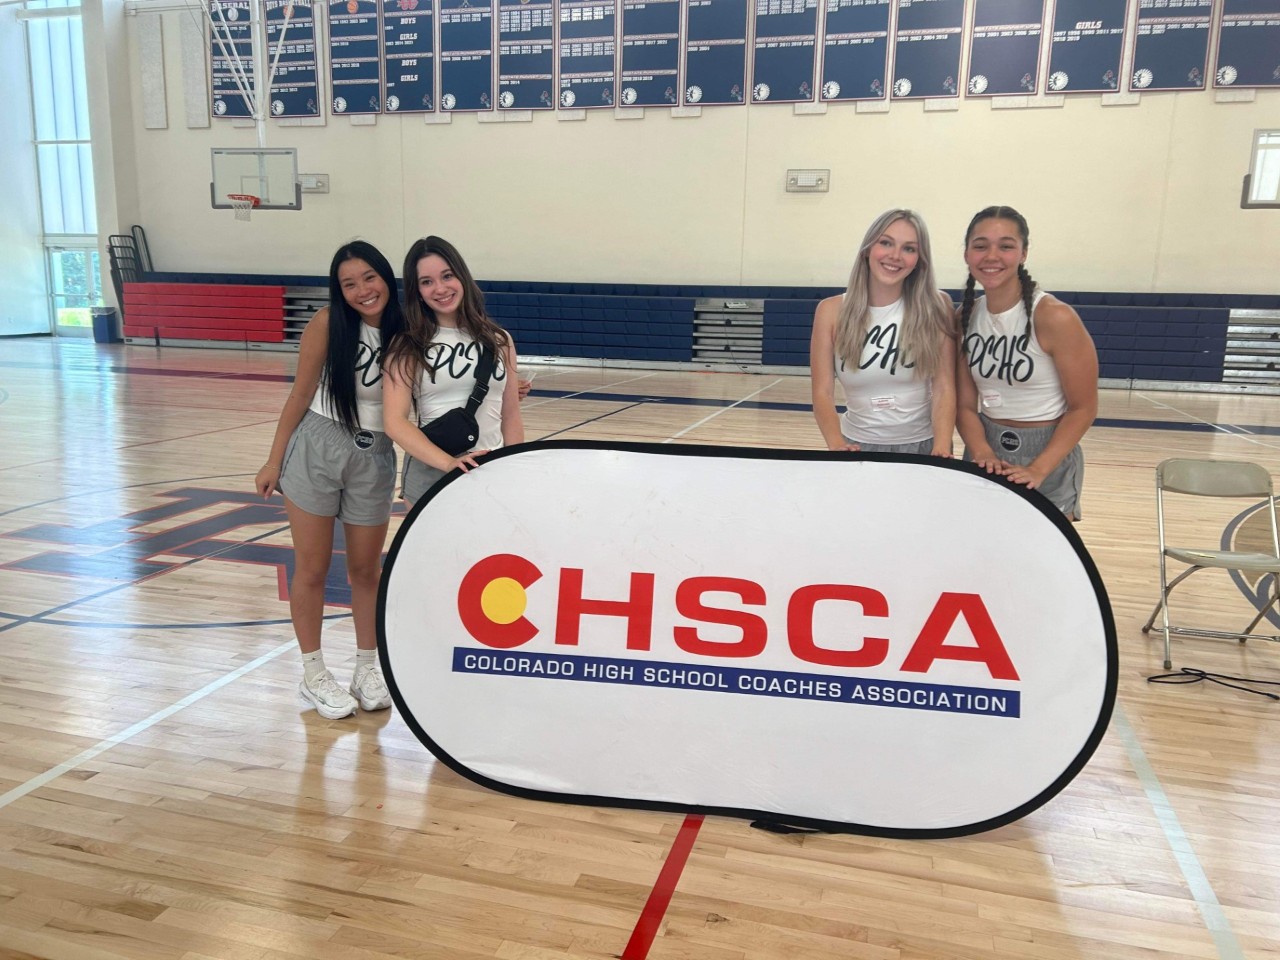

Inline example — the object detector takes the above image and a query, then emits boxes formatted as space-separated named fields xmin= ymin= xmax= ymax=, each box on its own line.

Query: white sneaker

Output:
xmin=299 ymin=670 xmax=357 ymax=719
xmin=349 ymin=663 xmax=392 ymax=711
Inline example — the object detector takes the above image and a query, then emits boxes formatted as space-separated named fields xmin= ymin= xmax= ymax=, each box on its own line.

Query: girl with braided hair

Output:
xmin=810 ymin=208 xmax=956 ymax=455
xmin=956 ymin=206 xmax=1097 ymax=519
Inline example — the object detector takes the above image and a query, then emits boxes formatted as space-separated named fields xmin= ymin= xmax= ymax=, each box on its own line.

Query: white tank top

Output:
xmin=835 ymin=299 xmax=933 ymax=445
xmin=414 ymin=326 xmax=507 ymax=452
xmin=963 ymin=290 xmax=1067 ymax=421
xmin=308 ymin=321 xmax=384 ymax=432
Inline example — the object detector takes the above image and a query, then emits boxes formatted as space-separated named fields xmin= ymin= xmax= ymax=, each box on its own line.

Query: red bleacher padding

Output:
xmin=122 ymin=281 xmax=286 ymax=343
xmin=158 ymin=327 xmax=283 ymax=343
xmin=125 ymin=282 xmax=285 ymax=298
xmin=127 ymin=303 xmax=283 ymax=320
xmin=126 ymin=295 xmax=284 ymax=313
xmin=130 ymin=316 xmax=283 ymax=333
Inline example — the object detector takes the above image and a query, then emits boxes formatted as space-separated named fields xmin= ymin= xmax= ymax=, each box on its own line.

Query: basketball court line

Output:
xmin=1112 ymin=707 xmax=1245 ymax=960
xmin=0 ymin=473 xmax=257 ymax=515
xmin=0 ymin=348 xmax=1257 ymax=956
xmin=1134 ymin=391 xmax=1278 ymax=448
xmin=537 ymin=401 xmax=651 ymax=440
xmin=521 ymin=369 xmax=662 ymax=408
xmin=664 ymin=378 xmax=786 ymax=441
xmin=621 ymin=814 xmax=706 ymax=959
xmin=0 ymin=639 xmax=297 ymax=812
xmin=6 ymin=355 xmax=1278 ymax=435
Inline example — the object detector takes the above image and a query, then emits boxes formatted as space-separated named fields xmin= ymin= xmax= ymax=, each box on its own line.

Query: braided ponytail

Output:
xmin=959 ymin=274 xmax=977 ymax=334
xmin=1017 ymin=263 xmax=1037 ymax=331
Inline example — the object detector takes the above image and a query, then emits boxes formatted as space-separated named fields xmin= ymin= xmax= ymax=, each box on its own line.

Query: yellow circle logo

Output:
xmin=480 ymin=577 xmax=527 ymax=624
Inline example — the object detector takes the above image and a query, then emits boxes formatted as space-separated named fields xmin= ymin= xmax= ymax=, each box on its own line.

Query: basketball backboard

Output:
xmin=210 ymin=147 xmax=301 ymax=210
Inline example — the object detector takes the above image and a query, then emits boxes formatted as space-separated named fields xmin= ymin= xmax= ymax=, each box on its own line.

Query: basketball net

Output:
xmin=228 ymin=194 xmax=259 ymax=221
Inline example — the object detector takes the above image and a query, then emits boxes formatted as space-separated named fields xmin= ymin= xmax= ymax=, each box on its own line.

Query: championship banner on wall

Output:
xmin=378 ymin=442 xmax=1116 ymax=837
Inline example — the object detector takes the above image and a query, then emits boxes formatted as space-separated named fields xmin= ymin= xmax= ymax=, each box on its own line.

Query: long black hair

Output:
xmin=322 ymin=240 xmax=403 ymax=434
xmin=383 ymin=235 xmax=510 ymax=384
xmin=959 ymin=205 xmax=1038 ymax=334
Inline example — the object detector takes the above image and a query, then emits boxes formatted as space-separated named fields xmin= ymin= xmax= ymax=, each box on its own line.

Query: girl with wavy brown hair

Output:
xmin=382 ymin=236 xmax=524 ymax=504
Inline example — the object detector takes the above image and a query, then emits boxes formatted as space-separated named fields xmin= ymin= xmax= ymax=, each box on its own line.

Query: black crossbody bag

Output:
xmin=418 ymin=345 xmax=495 ymax=456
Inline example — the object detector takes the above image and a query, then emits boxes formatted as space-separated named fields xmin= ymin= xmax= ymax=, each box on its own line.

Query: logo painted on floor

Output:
xmin=1 ymin=487 xmax=397 ymax=607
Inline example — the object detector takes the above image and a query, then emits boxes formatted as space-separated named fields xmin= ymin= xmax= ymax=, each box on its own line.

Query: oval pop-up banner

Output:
xmin=378 ymin=442 xmax=1116 ymax=838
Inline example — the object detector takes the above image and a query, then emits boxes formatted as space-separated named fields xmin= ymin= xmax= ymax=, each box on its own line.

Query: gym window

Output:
xmin=1242 ymin=130 xmax=1280 ymax=209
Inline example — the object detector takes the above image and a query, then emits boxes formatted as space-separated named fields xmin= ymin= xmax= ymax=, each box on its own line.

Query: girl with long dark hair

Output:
xmin=255 ymin=240 xmax=403 ymax=718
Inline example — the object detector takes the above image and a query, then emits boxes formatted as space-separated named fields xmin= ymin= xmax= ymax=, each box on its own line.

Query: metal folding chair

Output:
xmin=1142 ymin=458 xmax=1280 ymax=669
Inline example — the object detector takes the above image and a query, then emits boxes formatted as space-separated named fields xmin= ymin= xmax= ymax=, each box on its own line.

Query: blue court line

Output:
xmin=1112 ymin=707 xmax=1245 ymax=960
xmin=530 ymin=391 xmax=1278 ymax=436
xmin=4 ymin=358 xmax=1277 ymax=435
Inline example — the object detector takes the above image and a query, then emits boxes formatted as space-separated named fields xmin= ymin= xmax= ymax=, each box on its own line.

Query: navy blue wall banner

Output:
xmin=497 ymin=0 xmax=555 ymax=108
xmin=379 ymin=443 xmax=1117 ymax=836
xmin=1046 ymin=0 xmax=1125 ymax=92
xmin=620 ymin=0 xmax=682 ymax=105
xmin=265 ymin=0 xmax=321 ymax=117
xmin=210 ymin=0 xmax=256 ymax=118
xmin=751 ymin=0 xmax=820 ymax=103
xmin=329 ymin=0 xmax=382 ymax=114
xmin=684 ymin=0 xmax=750 ymax=104
xmin=820 ymin=0 xmax=892 ymax=101
xmin=966 ymin=0 xmax=1045 ymax=96
xmin=439 ymin=0 xmax=495 ymax=110
xmin=892 ymin=0 xmax=964 ymax=98
xmin=558 ymin=0 xmax=618 ymax=108
xmin=1215 ymin=0 xmax=1280 ymax=88
xmin=383 ymin=0 xmax=435 ymax=113
xmin=1131 ymin=0 xmax=1212 ymax=90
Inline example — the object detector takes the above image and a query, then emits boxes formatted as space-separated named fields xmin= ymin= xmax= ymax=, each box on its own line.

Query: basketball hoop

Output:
xmin=227 ymin=193 xmax=260 ymax=222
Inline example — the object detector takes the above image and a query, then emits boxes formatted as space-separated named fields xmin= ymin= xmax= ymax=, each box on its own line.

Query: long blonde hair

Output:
xmin=834 ymin=209 xmax=953 ymax=378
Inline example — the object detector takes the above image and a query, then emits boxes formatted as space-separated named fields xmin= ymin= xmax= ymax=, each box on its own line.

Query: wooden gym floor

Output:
xmin=0 ymin=337 xmax=1278 ymax=960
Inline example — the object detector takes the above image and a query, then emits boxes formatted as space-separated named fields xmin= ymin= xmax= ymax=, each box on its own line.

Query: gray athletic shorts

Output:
xmin=844 ymin=436 xmax=935 ymax=456
xmin=279 ymin=410 xmax=395 ymax=525
xmin=969 ymin=414 xmax=1084 ymax=519
xmin=402 ymin=457 xmax=448 ymax=506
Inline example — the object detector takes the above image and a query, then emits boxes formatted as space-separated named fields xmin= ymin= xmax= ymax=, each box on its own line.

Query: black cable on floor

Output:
xmin=1147 ymin=667 xmax=1280 ymax=701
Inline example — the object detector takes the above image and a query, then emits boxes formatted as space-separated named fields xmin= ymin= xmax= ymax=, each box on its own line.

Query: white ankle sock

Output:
xmin=355 ymin=649 xmax=377 ymax=672
xmin=302 ymin=650 xmax=327 ymax=683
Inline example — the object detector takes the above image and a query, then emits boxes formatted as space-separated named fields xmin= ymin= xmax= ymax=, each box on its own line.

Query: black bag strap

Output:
xmin=412 ymin=343 xmax=496 ymax=425
xmin=464 ymin=345 xmax=496 ymax=416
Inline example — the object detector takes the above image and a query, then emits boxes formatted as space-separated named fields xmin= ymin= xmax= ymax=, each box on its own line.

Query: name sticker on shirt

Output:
xmin=870 ymin=396 xmax=897 ymax=411
xmin=981 ymin=391 xmax=1003 ymax=409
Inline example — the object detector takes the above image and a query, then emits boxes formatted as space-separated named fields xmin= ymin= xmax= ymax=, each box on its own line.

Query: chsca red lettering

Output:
xmin=457 ymin=554 xmax=1019 ymax=680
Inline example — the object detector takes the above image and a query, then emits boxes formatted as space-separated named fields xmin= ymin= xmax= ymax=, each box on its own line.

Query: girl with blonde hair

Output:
xmin=810 ymin=208 xmax=957 ymax=455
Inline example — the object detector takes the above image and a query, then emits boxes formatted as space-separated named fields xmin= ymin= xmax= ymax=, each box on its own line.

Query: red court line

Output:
xmin=621 ymin=813 xmax=705 ymax=959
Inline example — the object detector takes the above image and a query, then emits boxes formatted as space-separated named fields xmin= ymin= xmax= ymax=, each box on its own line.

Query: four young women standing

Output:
xmin=263 ymin=212 xmax=1095 ymax=718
